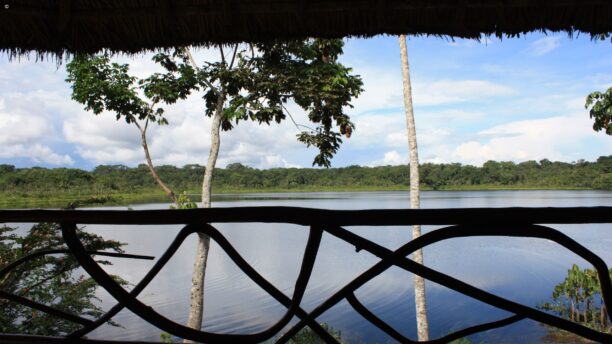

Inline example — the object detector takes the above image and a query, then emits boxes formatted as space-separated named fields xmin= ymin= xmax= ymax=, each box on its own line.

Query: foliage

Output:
xmin=0 ymin=223 xmax=126 ymax=335
xmin=66 ymin=54 xmax=182 ymax=125
xmin=1 ymin=156 xmax=611 ymax=205
xmin=66 ymin=40 xmax=362 ymax=168
xmin=245 ymin=39 xmax=363 ymax=167
xmin=539 ymin=264 xmax=612 ymax=332
xmin=169 ymin=191 xmax=197 ymax=210
xmin=586 ymin=87 xmax=612 ymax=135
xmin=159 ymin=332 xmax=173 ymax=343
xmin=286 ymin=323 xmax=343 ymax=344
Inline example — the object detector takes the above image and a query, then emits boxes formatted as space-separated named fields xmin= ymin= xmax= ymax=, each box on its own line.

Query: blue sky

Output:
xmin=0 ymin=33 xmax=610 ymax=170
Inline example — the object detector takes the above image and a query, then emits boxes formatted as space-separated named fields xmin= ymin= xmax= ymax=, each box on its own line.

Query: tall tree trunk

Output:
xmin=201 ymin=92 xmax=226 ymax=209
xmin=184 ymin=91 xmax=226 ymax=342
xmin=585 ymin=299 xmax=590 ymax=324
xmin=399 ymin=34 xmax=429 ymax=341
xmin=574 ymin=299 xmax=580 ymax=323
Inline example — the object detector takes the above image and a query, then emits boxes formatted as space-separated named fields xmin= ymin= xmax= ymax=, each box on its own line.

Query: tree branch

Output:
xmin=282 ymin=104 xmax=315 ymax=131
xmin=18 ymin=265 xmax=74 ymax=295
xmin=134 ymin=114 xmax=177 ymax=204
xmin=182 ymin=47 xmax=220 ymax=96
xmin=219 ymin=45 xmax=226 ymax=66
xmin=228 ymin=44 xmax=239 ymax=70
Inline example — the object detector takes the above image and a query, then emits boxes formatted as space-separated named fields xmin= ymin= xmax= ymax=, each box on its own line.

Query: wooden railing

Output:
xmin=1 ymin=207 xmax=611 ymax=343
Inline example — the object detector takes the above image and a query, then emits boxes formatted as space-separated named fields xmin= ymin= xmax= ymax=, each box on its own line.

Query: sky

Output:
xmin=0 ymin=33 xmax=611 ymax=170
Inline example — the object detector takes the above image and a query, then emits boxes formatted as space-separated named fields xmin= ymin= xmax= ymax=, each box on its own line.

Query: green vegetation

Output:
xmin=285 ymin=323 xmax=343 ymax=344
xmin=539 ymin=264 xmax=612 ymax=340
xmin=0 ymin=222 xmax=126 ymax=335
xmin=0 ymin=156 xmax=611 ymax=208
xmin=586 ymin=87 xmax=612 ymax=136
xmin=449 ymin=338 xmax=472 ymax=344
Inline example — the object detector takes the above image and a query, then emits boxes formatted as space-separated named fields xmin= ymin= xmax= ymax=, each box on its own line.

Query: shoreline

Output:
xmin=0 ymin=186 xmax=601 ymax=209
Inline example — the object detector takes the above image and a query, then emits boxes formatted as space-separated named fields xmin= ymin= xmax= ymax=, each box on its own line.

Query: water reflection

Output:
xmin=77 ymin=190 xmax=612 ymax=343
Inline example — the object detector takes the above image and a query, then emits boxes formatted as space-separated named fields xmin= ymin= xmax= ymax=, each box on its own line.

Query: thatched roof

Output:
xmin=1 ymin=0 xmax=611 ymax=57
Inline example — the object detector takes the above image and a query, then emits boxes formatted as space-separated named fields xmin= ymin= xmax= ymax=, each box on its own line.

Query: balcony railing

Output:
xmin=1 ymin=206 xmax=611 ymax=343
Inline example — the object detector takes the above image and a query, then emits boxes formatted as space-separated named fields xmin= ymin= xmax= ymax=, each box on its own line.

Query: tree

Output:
xmin=539 ymin=264 xmax=612 ymax=332
xmin=399 ymin=35 xmax=429 ymax=340
xmin=0 ymin=222 xmax=126 ymax=335
xmin=66 ymin=40 xmax=363 ymax=337
xmin=586 ymin=87 xmax=612 ymax=135
xmin=66 ymin=54 xmax=192 ymax=204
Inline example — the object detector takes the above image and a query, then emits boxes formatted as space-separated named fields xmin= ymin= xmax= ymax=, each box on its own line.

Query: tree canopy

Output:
xmin=0 ymin=223 xmax=126 ymax=335
xmin=66 ymin=40 xmax=363 ymax=168
xmin=1 ymin=157 xmax=611 ymax=207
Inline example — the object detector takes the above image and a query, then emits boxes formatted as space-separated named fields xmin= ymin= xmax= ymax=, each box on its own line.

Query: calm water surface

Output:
xmin=77 ymin=190 xmax=612 ymax=343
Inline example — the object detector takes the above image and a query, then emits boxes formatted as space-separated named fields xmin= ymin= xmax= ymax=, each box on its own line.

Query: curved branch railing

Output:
xmin=0 ymin=206 xmax=611 ymax=343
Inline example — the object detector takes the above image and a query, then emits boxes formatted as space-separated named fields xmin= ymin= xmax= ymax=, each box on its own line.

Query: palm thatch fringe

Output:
xmin=1 ymin=0 xmax=611 ymax=58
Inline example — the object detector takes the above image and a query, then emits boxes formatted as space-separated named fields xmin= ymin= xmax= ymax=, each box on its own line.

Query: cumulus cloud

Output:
xmin=528 ymin=36 xmax=562 ymax=56
xmin=0 ymin=144 xmax=73 ymax=165
xmin=377 ymin=150 xmax=406 ymax=166
xmin=0 ymin=89 xmax=77 ymax=165
xmin=0 ymin=112 xmax=49 ymax=145
xmin=366 ymin=150 xmax=406 ymax=167
xmin=451 ymin=112 xmax=611 ymax=165
xmin=62 ymin=111 xmax=144 ymax=165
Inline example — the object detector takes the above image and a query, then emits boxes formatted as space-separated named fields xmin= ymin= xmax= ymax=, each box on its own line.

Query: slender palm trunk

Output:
xmin=399 ymin=34 xmax=429 ymax=341
xmin=184 ymin=91 xmax=226 ymax=342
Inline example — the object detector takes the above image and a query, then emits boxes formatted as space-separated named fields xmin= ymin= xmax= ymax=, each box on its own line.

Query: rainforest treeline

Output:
xmin=1 ymin=156 xmax=611 ymax=199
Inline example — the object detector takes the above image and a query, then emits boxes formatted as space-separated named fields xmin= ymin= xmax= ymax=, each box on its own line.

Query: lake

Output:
xmin=75 ymin=190 xmax=612 ymax=343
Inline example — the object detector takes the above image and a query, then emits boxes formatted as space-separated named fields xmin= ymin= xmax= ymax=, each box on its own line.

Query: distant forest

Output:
xmin=1 ymin=156 xmax=611 ymax=204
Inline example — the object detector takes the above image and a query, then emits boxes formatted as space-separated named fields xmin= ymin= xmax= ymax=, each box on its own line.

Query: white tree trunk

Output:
xmin=184 ymin=91 xmax=225 ymax=342
xmin=399 ymin=34 xmax=430 ymax=341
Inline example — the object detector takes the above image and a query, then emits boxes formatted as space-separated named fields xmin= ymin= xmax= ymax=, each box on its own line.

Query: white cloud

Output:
xmin=350 ymin=114 xmax=406 ymax=148
xmin=418 ymin=109 xmax=485 ymax=123
xmin=418 ymin=128 xmax=453 ymax=146
xmin=0 ymin=144 xmax=73 ymax=165
xmin=382 ymin=150 xmax=406 ymax=165
xmin=0 ymin=90 xmax=76 ymax=165
xmin=367 ymin=150 xmax=407 ymax=167
xmin=413 ymin=80 xmax=515 ymax=106
xmin=63 ymin=111 xmax=144 ymax=165
xmin=450 ymin=112 xmax=611 ymax=165
xmin=350 ymin=68 xmax=403 ymax=113
xmin=351 ymin=66 xmax=515 ymax=113
xmin=0 ymin=112 xmax=49 ymax=145
xmin=528 ymin=36 xmax=562 ymax=56
xmin=351 ymin=112 xmax=456 ymax=149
